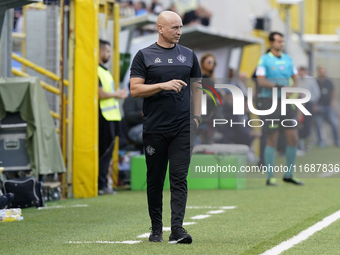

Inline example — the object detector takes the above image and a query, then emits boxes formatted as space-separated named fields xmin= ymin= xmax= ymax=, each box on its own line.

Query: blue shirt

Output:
xmin=256 ymin=52 xmax=297 ymax=98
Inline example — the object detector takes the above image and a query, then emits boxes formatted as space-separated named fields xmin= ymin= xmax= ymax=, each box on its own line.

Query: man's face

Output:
xmin=100 ymin=44 xmax=111 ymax=64
xmin=160 ymin=18 xmax=183 ymax=44
xmin=298 ymin=68 xmax=306 ymax=77
xmin=271 ymin=34 xmax=285 ymax=52
xmin=318 ymin=66 xmax=326 ymax=77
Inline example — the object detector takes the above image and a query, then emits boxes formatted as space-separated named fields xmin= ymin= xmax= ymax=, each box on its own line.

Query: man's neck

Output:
xmin=99 ymin=60 xmax=104 ymax=66
xmin=271 ymin=49 xmax=282 ymax=57
xmin=157 ymin=39 xmax=175 ymax=48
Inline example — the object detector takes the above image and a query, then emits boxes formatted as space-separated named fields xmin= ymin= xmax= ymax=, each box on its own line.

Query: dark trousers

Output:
xmin=299 ymin=102 xmax=314 ymax=139
xmin=315 ymin=106 xmax=339 ymax=143
xmin=143 ymin=120 xmax=196 ymax=228
xmin=98 ymin=140 xmax=114 ymax=190
xmin=98 ymin=109 xmax=119 ymax=191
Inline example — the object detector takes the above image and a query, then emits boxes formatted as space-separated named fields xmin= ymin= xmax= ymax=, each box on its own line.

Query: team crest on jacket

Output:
xmin=146 ymin=145 xmax=155 ymax=155
xmin=177 ymin=54 xmax=186 ymax=63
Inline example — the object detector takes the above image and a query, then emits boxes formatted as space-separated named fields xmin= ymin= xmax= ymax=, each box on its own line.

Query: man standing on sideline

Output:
xmin=256 ymin=32 xmax=303 ymax=186
xmin=130 ymin=11 xmax=202 ymax=243
xmin=315 ymin=65 xmax=340 ymax=147
xmin=297 ymin=67 xmax=320 ymax=152
xmin=98 ymin=39 xmax=128 ymax=195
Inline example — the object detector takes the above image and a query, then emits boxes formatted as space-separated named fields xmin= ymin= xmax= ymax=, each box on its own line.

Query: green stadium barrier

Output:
xmin=187 ymin=154 xmax=219 ymax=190
xmin=218 ymin=155 xmax=246 ymax=190
xmin=130 ymin=148 xmax=247 ymax=191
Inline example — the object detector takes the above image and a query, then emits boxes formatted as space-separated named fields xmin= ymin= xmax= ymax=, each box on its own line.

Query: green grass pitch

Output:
xmin=1 ymin=147 xmax=340 ymax=255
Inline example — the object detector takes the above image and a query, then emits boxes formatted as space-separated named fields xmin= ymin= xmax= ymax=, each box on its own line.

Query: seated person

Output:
xmin=0 ymin=193 xmax=14 ymax=209
xmin=183 ymin=5 xmax=212 ymax=26
xmin=135 ymin=1 xmax=148 ymax=16
xmin=151 ymin=0 xmax=164 ymax=15
xmin=123 ymin=92 xmax=143 ymax=146
xmin=219 ymin=72 xmax=261 ymax=147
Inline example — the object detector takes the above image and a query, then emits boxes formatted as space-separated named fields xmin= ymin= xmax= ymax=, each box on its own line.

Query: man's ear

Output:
xmin=158 ymin=24 xmax=163 ymax=34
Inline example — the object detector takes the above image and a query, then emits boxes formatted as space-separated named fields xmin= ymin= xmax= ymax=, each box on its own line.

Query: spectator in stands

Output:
xmin=135 ymin=1 xmax=148 ymax=16
xmin=182 ymin=6 xmax=212 ymax=26
xmin=229 ymin=69 xmax=248 ymax=96
xmin=120 ymin=1 xmax=135 ymax=18
xmin=13 ymin=9 xmax=23 ymax=33
xmin=315 ymin=65 xmax=340 ymax=147
xmin=200 ymin=52 xmax=216 ymax=80
xmin=297 ymin=67 xmax=320 ymax=152
xmin=123 ymin=87 xmax=143 ymax=146
xmin=167 ymin=4 xmax=178 ymax=13
xmin=198 ymin=53 xmax=217 ymax=144
xmin=98 ymin=39 xmax=128 ymax=195
xmin=220 ymin=70 xmax=260 ymax=163
xmin=151 ymin=0 xmax=164 ymax=15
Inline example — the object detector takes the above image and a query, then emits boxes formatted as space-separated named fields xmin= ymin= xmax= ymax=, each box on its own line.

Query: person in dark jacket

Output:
xmin=123 ymin=92 xmax=143 ymax=145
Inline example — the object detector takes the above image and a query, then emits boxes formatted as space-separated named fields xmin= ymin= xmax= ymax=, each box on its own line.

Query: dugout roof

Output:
xmin=0 ymin=0 xmax=42 ymax=38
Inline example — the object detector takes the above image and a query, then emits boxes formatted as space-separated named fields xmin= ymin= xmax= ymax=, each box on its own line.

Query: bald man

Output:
xmin=130 ymin=11 xmax=202 ymax=244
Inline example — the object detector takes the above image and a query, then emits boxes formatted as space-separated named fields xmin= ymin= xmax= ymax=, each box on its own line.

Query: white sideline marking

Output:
xmin=68 ymin=240 xmax=141 ymax=244
xmin=207 ymin=210 xmax=225 ymax=214
xmin=137 ymin=227 xmax=170 ymax=239
xmin=219 ymin=206 xmax=237 ymax=210
xmin=137 ymin=233 xmax=149 ymax=238
xmin=191 ymin=214 xmax=211 ymax=220
xmin=38 ymin=204 xmax=88 ymax=210
xmin=183 ymin=222 xmax=196 ymax=226
xmin=187 ymin=206 xmax=214 ymax=209
xmin=260 ymin=209 xmax=340 ymax=255
xmin=318 ymin=172 xmax=340 ymax=178
xmin=186 ymin=206 xmax=236 ymax=210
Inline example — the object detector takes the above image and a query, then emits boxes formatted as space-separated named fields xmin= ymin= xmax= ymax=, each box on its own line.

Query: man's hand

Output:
xmin=99 ymin=87 xmax=128 ymax=100
xmin=116 ymin=88 xmax=128 ymax=99
xmin=193 ymin=118 xmax=199 ymax=128
xmin=161 ymin=79 xmax=187 ymax=93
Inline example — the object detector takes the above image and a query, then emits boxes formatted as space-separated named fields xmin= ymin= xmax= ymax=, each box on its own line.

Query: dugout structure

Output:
xmin=0 ymin=0 xmax=42 ymax=37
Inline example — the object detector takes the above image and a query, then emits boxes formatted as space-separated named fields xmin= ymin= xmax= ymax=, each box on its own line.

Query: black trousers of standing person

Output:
xmin=98 ymin=141 xmax=115 ymax=190
xmin=143 ymin=119 xmax=197 ymax=228
xmin=299 ymin=102 xmax=314 ymax=139
xmin=98 ymin=109 xmax=119 ymax=191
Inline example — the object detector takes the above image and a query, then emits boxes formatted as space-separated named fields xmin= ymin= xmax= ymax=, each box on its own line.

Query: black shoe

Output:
xmin=0 ymin=196 xmax=8 ymax=209
xmin=266 ymin=178 xmax=278 ymax=186
xmin=149 ymin=227 xmax=163 ymax=242
xmin=5 ymin=193 xmax=14 ymax=206
xmin=283 ymin=177 xmax=304 ymax=185
xmin=0 ymin=193 xmax=14 ymax=209
xmin=168 ymin=227 xmax=192 ymax=244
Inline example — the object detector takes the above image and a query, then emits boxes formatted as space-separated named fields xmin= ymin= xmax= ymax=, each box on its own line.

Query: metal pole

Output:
xmin=299 ymin=1 xmax=304 ymax=40
xmin=0 ymin=10 xmax=13 ymax=77
xmin=0 ymin=10 xmax=5 ymax=40
xmin=59 ymin=0 xmax=66 ymax=197
xmin=59 ymin=0 xmax=65 ymax=150
xmin=113 ymin=3 xmax=120 ymax=88
xmin=67 ymin=0 xmax=75 ymax=198
xmin=285 ymin=6 xmax=290 ymax=54
xmin=112 ymin=3 xmax=121 ymax=190
xmin=22 ymin=5 xmax=27 ymax=72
